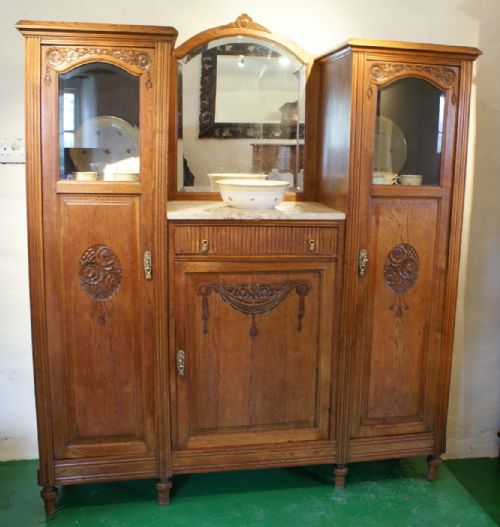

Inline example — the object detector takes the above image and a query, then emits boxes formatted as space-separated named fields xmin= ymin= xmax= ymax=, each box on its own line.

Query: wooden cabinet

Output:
xmin=18 ymin=16 xmax=480 ymax=516
xmin=309 ymin=39 xmax=480 ymax=483
xmin=16 ymin=20 xmax=177 ymax=515
xmin=168 ymin=222 xmax=343 ymax=472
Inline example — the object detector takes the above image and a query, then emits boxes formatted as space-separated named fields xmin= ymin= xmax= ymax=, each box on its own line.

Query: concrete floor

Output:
xmin=0 ymin=457 xmax=498 ymax=526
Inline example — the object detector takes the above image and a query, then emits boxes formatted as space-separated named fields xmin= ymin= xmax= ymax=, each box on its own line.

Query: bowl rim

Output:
xmin=207 ymin=173 xmax=267 ymax=178
xmin=217 ymin=179 xmax=289 ymax=188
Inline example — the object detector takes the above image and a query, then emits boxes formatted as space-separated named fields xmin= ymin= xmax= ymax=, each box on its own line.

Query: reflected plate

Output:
xmin=70 ymin=116 xmax=139 ymax=174
xmin=374 ymin=115 xmax=407 ymax=175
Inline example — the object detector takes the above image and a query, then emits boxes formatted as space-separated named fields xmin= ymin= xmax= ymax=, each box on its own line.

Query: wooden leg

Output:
xmin=41 ymin=486 xmax=58 ymax=517
xmin=333 ymin=464 xmax=349 ymax=489
xmin=156 ymin=478 xmax=172 ymax=505
xmin=427 ymin=455 xmax=442 ymax=481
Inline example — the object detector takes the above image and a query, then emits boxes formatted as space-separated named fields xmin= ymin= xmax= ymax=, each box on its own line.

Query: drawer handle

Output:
xmin=308 ymin=239 xmax=316 ymax=252
xmin=200 ymin=239 xmax=209 ymax=254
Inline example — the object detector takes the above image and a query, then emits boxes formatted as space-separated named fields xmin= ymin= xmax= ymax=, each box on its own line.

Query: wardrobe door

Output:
xmin=349 ymin=64 xmax=459 ymax=457
xmin=40 ymin=52 xmax=157 ymax=461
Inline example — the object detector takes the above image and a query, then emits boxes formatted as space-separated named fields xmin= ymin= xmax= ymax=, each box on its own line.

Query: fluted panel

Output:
xmin=172 ymin=225 xmax=339 ymax=256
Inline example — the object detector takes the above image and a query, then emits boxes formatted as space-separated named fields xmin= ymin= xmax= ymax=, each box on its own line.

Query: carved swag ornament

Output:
xmin=196 ymin=280 xmax=311 ymax=339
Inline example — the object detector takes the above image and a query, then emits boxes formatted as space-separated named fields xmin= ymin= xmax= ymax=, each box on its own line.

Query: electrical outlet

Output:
xmin=0 ymin=138 xmax=25 ymax=164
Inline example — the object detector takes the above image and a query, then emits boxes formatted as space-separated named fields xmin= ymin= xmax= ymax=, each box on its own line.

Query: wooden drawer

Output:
xmin=170 ymin=223 xmax=340 ymax=257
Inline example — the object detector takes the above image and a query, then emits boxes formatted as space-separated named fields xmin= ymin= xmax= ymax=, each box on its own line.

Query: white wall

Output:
xmin=0 ymin=0 xmax=498 ymax=460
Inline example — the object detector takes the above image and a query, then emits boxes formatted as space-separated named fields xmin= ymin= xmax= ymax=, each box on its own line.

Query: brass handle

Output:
xmin=144 ymin=251 xmax=152 ymax=280
xmin=308 ymin=239 xmax=316 ymax=252
xmin=200 ymin=239 xmax=209 ymax=255
xmin=176 ymin=350 xmax=185 ymax=377
xmin=358 ymin=249 xmax=368 ymax=277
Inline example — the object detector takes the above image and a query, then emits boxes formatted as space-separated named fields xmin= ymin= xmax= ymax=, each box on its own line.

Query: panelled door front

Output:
xmin=40 ymin=47 xmax=157 ymax=460
xmin=172 ymin=260 xmax=335 ymax=451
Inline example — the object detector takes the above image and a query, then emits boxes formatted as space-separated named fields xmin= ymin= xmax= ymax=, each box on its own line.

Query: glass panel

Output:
xmin=177 ymin=37 xmax=306 ymax=193
xmin=58 ymin=63 xmax=140 ymax=181
xmin=373 ymin=77 xmax=444 ymax=186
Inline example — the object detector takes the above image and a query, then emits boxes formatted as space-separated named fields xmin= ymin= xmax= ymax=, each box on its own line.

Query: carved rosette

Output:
xmin=368 ymin=63 xmax=457 ymax=88
xmin=196 ymin=280 xmax=311 ymax=339
xmin=44 ymin=47 xmax=153 ymax=88
xmin=384 ymin=243 xmax=419 ymax=317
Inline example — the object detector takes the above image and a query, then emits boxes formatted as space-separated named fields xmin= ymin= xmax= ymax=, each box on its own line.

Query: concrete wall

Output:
xmin=0 ymin=0 xmax=498 ymax=460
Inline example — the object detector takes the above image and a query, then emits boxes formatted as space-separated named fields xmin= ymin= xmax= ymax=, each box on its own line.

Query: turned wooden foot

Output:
xmin=41 ymin=486 xmax=58 ymax=517
xmin=333 ymin=464 xmax=349 ymax=489
xmin=427 ymin=455 xmax=442 ymax=481
xmin=156 ymin=478 xmax=172 ymax=505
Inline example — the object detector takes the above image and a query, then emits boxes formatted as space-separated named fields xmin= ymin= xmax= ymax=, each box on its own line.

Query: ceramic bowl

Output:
xmin=217 ymin=179 xmax=289 ymax=210
xmin=400 ymin=174 xmax=423 ymax=185
xmin=207 ymin=173 xmax=267 ymax=191
xmin=113 ymin=172 xmax=139 ymax=182
xmin=373 ymin=171 xmax=398 ymax=185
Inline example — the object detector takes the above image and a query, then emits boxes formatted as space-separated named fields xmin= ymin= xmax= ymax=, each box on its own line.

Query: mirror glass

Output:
xmin=58 ymin=63 xmax=140 ymax=182
xmin=373 ymin=77 xmax=444 ymax=186
xmin=177 ymin=37 xmax=306 ymax=193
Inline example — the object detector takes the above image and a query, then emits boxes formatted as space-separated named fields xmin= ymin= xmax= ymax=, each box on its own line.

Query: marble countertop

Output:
xmin=167 ymin=201 xmax=346 ymax=221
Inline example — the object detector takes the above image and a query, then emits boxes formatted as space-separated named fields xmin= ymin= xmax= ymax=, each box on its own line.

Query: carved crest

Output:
xmin=384 ymin=243 xmax=420 ymax=317
xmin=219 ymin=13 xmax=270 ymax=33
xmin=44 ymin=47 xmax=153 ymax=88
xmin=196 ymin=280 xmax=311 ymax=339
xmin=369 ymin=63 xmax=457 ymax=88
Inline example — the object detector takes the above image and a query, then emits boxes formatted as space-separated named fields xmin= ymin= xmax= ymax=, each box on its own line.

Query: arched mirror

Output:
xmin=172 ymin=14 xmax=312 ymax=197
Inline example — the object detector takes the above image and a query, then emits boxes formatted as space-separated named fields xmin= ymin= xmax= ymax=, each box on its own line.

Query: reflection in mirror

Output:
xmin=178 ymin=37 xmax=306 ymax=193
xmin=58 ymin=63 xmax=140 ymax=181
xmin=374 ymin=77 xmax=444 ymax=186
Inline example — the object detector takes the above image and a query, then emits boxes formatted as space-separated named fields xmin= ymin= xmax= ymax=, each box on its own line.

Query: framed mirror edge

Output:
xmin=168 ymin=14 xmax=314 ymax=201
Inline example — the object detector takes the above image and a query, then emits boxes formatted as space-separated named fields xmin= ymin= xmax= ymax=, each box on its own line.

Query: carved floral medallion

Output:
xmin=79 ymin=244 xmax=122 ymax=301
xmin=384 ymin=243 xmax=419 ymax=317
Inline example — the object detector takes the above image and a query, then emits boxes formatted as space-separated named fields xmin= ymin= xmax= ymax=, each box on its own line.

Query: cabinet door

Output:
xmin=40 ymin=49 xmax=157 ymax=460
xmin=171 ymin=260 xmax=335 ymax=451
xmin=350 ymin=63 xmax=459 ymax=447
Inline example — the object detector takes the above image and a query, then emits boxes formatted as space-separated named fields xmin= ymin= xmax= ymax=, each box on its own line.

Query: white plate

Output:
xmin=70 ymin=116 xmax=139 ymax=174
xmin=374 ymin=115 xmax=407 ymax=175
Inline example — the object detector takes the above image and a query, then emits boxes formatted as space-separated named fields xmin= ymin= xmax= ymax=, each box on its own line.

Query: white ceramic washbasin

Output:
xmin=217 ymin=179 xmax=289 ymax=210
xmin=207 ymin=172 xmax=267 ymax=191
